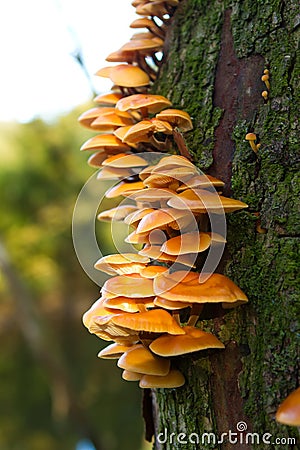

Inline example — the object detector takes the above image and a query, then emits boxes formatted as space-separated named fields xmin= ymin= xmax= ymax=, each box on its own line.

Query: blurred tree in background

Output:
xmin=0 ymin=108 xmax=146 ymax=450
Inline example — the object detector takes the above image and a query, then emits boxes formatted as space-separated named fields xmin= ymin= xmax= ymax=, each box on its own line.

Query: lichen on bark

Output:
xmin=150 ymin=0 xmax=300 ymax=448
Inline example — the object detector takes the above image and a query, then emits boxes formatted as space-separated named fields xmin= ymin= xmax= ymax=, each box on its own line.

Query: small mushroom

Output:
xmin=245 ymin=132 xmax=259 ymax=153
xmin=261 ymin=73 xmax=270 ymax=90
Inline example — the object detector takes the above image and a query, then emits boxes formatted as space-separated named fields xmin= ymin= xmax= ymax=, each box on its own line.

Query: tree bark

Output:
xmin=150 ymin=0 xmax=299 ymax=448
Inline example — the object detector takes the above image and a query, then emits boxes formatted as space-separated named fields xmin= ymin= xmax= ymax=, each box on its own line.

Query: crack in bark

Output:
xmin=210 ymin=9 xmax=264 ymax=197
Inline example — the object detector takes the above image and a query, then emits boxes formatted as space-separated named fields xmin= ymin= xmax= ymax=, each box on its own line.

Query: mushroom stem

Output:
xmin=151 ymin=53 xmax=162 ymax=68
xmin=172 ymin=311 xmax=181 ymax=326
xmin=137 ymin=303 xmax=148 ymax=313
xmin=187 ymin=304 xmax=204 ymax=327
xmin=249 ymin=140 xmax=258 ymax=153
xmin=149 ymin=18 xmax=166 ymax=39
xmin=136 ymin=53 xmax=157 ymax=81
xmin=173 ymin=128 xmax=193 ymax=161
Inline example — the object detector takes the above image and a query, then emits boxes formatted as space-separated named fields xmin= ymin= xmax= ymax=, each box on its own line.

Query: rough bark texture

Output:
xmin=150 ymin=0 xmax=299 ymax=449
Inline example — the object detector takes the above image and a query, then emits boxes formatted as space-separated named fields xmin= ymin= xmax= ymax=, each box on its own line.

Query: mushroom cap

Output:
xmin=152 ymin=155 xmax=196 ymax=170
xmin=149 ymin=326 xmax=225 ymax=356
xmin=155 ymin=109 xmax=193 ymax=132
xmin=117 ymin=344 xmax=170 ymax=375
xmin=177 ymin=174 xmax=225 ymax=190
xmin=139 ymin=369 xmax=185 ymax=389
xmin=106 ymin=49 xmax=137 ymax=63
xmin=167 ymin=189 xmax=248 ymax=213
xmin=160 ymin=232 xmax=212 ymax=255
xmin=275 ymin=387 xmax=300 ymax=426
xmin=136 ymin=208 xmax=191 ymax=234
xmin=136 ymin=2 xmax=168 ymax=19
xmin=125 ymin=229 xmax=151 ymax=244
xmin=94 ymin=92 xmax=123 ymax=105
xmin=122 ymin=120 xmax=154 ymax=144
xmin=140 ymin=265 xmax=169 ymax=278
xmin=103 ymin=274 xmax=155 ymax=298
xmin=120 ymin=38 xmax=163 ymax=52
xmin=78 ymin=107 xmax=115 ymax=128
xmin=91 ymin=112 xmax=134 ymax=130
xmin=154 ymin=271 xmax=248 ymax=305
xmin=96 ymin=166 xmax=133 ymax=180
xmin=97 ymin=64 xmax=150 ymax=88
xmin=124 ymin=207 xmax=155 ymax=225
xmin=122 ymin=370 xmax=143 ymax=381
xmin=102 ymin=153 xmax=148 ymax=168
xmin=80 ymin=134 xmax=131 ymax=152
xmin=103 ymin=296 xmax=154 ymax=312
xmin=245 ymin=132 xmax=257 ymax=141
xmin=105 ymin=181 xmax=145 ymax=199
xmin=116 ymin=93 xmax=172 ymax=114
xmin=98 ymin=342 xmax=133 ymax=359
xmin=138 ymin=244 xmax=196 ymax=267
xmin=129 ymin=188 xmax=177 ymax=203
xmin=112 ymin=308 xmax=185 ymax=335
xmin=95 ymin=253 xmax=149 ymax=266
xmin=97 ymin=205 xmax=138 ymax=222
xmin=154 ymin=296 xmax=192 ymax=310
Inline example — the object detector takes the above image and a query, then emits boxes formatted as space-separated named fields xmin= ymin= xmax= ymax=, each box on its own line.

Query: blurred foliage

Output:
xmin=0 ymin=108 xmax=145 ymax=450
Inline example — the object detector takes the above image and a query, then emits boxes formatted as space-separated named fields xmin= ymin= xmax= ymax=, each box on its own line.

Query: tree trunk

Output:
xmin=149 ymin=0 xmax=299 ymax=448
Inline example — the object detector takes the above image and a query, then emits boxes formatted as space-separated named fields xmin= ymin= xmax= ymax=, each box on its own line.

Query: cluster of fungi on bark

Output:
xmin=78 ymin=0 xmax=299 ymax=425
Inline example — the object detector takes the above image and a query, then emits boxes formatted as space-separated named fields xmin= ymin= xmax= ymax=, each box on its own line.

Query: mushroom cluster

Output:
xmin=79 ymin=0 xmax=249 ymax=389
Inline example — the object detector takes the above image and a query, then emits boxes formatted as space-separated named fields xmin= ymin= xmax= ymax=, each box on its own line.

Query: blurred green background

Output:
xmin=0 ymin=107 xmax=151 ymax=450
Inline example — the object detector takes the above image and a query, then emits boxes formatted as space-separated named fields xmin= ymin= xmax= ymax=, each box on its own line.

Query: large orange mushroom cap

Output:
xmin=112 ymin=309 xmax=185 ymax=335
xmin=154 ymin=271 xmax=248 ymax=305
xmin=276 ymin=387 xmax=300 ymax=426
xmin=167 ymin=189 xmax=248 ymax=213
xmin=149 ymin=326 xmax=225 ymax=356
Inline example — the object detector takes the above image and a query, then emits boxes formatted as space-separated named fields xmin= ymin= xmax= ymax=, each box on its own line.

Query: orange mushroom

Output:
xmin=149 ymin=326 xmax=224 ymax=356
xmin=139 ymin=369 xmax=185 ymax=388
xmin=276 ymin=387 xmax=300 ymax=426
xmin=117 ymin=344 xmax=170 ymax=375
